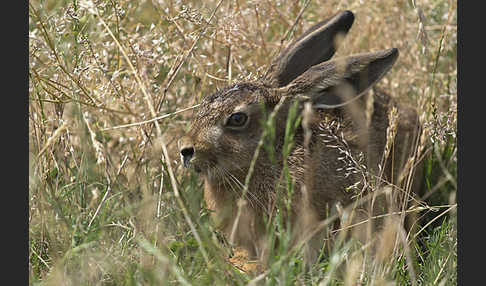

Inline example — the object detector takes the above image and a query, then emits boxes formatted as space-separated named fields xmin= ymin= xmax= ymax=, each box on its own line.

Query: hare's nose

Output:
xmin=180 ymin=146 xmax=194 ymax=168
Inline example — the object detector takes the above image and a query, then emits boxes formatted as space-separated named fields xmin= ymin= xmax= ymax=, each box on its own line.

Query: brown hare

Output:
xmin=178 ymin=10 xmax=422 ymax=264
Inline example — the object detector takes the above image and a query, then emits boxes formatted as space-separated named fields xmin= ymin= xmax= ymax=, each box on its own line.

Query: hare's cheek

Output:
xmin=196 ymin=126 xmax=223 ymax=149
xmin=207 ymin=126 xmax=224 ymax=147
xmin=218 ymin=135 xmax=247 ymax=155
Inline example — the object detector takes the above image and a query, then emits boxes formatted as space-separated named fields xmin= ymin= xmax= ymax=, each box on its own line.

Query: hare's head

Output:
xmin=179 ymin=10 xmax=399 ymax=180
xmin=178 ymin=82 xmax=275 ymax=178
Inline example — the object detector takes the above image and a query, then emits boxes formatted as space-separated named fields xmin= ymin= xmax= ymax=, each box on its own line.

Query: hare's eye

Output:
xmin=226 ymin=112 xmax=248 ymax=128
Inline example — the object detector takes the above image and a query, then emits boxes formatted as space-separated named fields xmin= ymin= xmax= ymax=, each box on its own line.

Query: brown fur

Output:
xmin=178 ymin=11 xmax=423 ymax=263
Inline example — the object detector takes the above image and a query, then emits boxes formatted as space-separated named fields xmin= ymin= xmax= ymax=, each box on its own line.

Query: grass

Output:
xmin=29 ymin=0 xmax=456 ymax=285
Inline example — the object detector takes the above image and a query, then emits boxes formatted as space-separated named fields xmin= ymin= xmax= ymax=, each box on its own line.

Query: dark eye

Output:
xmin=226 ymin=112 xmax=248 ymax=128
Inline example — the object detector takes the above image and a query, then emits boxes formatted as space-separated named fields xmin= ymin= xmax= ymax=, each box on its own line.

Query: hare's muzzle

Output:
xmin=180 ymin=146 xmax=194 ymax=168
xmin=178 ymin=137 xmax=195 ymax=169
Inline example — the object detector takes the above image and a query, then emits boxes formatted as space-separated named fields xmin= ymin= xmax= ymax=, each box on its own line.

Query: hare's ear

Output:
xmin=283 ymin=48 xmax=399 ymax=108
xmin=265 ymin=10 xmax=354 ymax=88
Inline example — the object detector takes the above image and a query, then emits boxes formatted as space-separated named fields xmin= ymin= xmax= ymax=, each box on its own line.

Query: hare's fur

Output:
xmin=179 ymin=11 xmax=422 ymax=262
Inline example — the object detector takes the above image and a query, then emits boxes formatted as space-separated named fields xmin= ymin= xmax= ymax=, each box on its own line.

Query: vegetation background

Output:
xmin=29 ymin=0 xmax=457 ymax=285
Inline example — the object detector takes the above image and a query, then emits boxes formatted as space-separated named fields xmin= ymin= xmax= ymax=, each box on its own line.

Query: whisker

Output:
xmin=215 ymin=166 xmax=242 ymax=205
xmin=225 ymin=168 xmax=269 ymax=214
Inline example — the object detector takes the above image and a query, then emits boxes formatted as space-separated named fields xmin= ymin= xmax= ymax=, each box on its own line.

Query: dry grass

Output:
xmin=29 ymin=0 xmax=456 ymax=285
